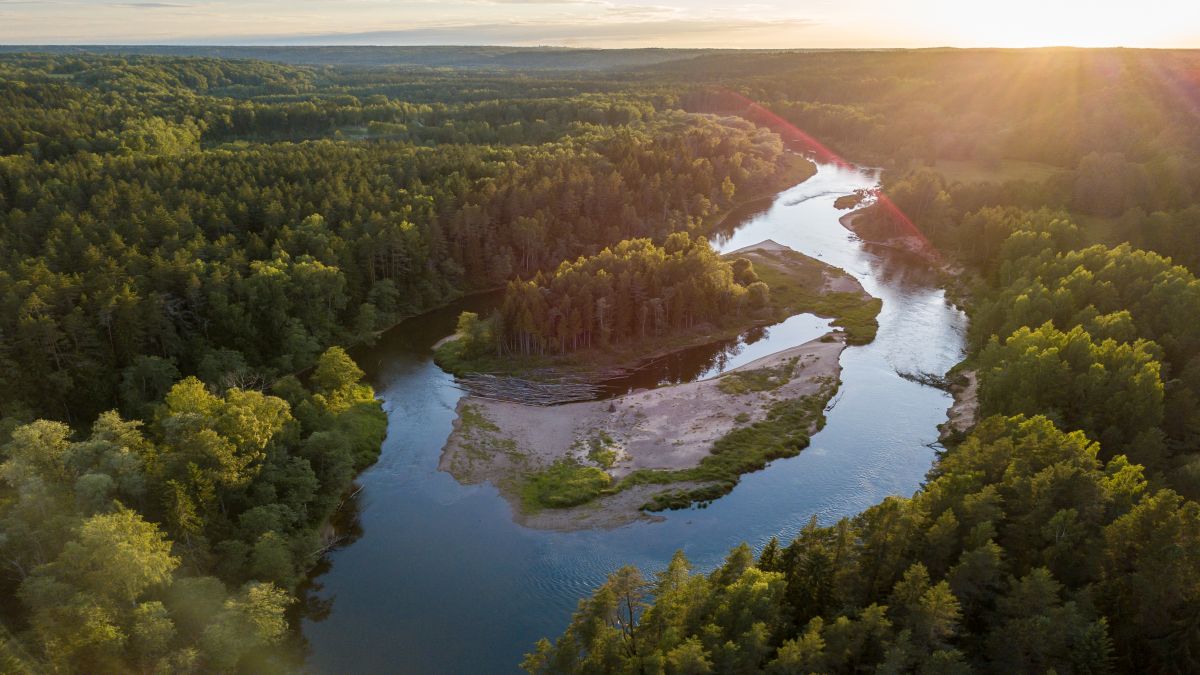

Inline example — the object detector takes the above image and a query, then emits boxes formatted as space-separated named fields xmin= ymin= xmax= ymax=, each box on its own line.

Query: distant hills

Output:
xmin=0 ymin=45 xmax=761 ymax=70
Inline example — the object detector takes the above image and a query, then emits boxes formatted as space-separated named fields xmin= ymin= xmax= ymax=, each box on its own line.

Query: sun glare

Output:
xmin=930 ymin=1 xmax=1194 ymax=48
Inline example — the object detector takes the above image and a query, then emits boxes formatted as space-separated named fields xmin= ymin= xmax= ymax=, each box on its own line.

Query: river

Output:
xmin=301 ymin=159 xmax=968 ymax=673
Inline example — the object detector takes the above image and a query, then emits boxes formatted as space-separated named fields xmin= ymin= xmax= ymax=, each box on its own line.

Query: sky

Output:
xmin=1 ymin=0 xmax=1198 ymax=49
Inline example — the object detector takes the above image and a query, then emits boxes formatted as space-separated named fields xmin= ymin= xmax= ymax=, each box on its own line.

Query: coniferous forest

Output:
xmin=1 ymin=47 xmax=1200 ymax=673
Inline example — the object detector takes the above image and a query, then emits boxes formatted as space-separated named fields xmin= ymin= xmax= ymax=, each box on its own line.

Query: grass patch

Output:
xmin=459 ymin=402 xmax=501 ymax=433
xmin=519 ymin=460 xmax=612 ymax=511
xmin=503 ymin=378 xmax=838 ymax=514
xmin=586 ymin=431 xmax=619 ymax=469
xmin=812 ymin=293 xmax=883 ymax=345
xmin=751 ymin=249 xmax=881 ymax=344
xmin=718 ymin=358 xmax=799 ymax=395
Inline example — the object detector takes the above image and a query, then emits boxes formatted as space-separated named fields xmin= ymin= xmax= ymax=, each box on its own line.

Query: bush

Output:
xmin=519 ymin=460 xmax=612 ymax=510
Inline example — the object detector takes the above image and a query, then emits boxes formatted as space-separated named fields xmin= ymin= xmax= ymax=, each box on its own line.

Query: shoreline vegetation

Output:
xmin=434 ymin=239 xmax=880 ymax=386
xmin=438 ymin=240 xmax=880 ymax=530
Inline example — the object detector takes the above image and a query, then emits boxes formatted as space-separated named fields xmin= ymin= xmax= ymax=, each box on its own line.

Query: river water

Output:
xmin=301 ymin=160 xmax=968 ymax=673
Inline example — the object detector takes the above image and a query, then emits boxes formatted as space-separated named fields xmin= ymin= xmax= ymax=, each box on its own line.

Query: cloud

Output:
xmin=479 ymin=0 xmax=604 ymax=4
xmin=0 ymin=0 xmax=824 ymax=48
xmin=185 ymin=17 xmax=818 ymax=47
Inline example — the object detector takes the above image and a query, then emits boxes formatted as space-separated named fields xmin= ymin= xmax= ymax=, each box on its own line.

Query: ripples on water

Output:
xmin=301 ymin=161 xmax=968 ymax=674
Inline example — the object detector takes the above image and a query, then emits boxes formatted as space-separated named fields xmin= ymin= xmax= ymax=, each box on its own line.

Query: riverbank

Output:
xmin=939 ymin=370 xmax=979 ymax=442
xmin=439 ymin=240 xmax=878 ymax=530
xmin=304 ymin=157 xmax=970 ymax=673
xmin=839 ymin=210 xmax=941 ymax=265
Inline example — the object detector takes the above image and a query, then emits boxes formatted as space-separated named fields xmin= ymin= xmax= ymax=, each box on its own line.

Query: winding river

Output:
xmin=301 ymin=160 xmax=968 ymax=673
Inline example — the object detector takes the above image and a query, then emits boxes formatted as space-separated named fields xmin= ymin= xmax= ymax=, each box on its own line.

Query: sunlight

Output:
xmin=935 ymin=1 xmax=1193 ymax=47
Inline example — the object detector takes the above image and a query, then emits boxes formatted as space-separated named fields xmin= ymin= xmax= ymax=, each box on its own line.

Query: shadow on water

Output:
xmin=300 ymin=160 xmax=967 ymax=674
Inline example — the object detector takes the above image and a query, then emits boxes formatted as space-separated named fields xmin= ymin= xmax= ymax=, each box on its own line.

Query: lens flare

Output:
xmin=720 ymin=90 xmax=939 ymax=260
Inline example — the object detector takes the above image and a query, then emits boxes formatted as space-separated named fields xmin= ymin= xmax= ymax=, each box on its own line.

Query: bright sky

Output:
xmin=1 ymin=0 xmax=1198 ymax=48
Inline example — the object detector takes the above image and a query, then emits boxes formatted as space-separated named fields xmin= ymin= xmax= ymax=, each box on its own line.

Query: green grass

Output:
xmin=519 ymin=460 xmax=613 ymax=511
xmin=586 ymin=431 xmax=619 ymax=469
xmin=459 ymin=402 xmax=501 ymax=433
xmin=812 ymin=293 xmax=884 ymax=345
xmin=751 ymin=249 xmax=881 ymax=344
xmin=503 ymin=379 xmax=837 ymax=514
xmin=718 ymin=358 xmax=799 ymax=394
xmin=930 ymin=159 xmax=1065 ymax=185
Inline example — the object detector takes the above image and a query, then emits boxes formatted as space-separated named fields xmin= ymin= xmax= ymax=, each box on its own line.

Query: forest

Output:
xmin=528 ymin=49 xmax=1200 ymax=674
xmin=460 ymin=233 xmax=766 ymax=358
xmin=0 ymin=53 xmax=795 ymax=424
xmin=3 ymin=46 xmax=1200 ymax=672
xmin=0 ymin=52 xmax=803 ymax=672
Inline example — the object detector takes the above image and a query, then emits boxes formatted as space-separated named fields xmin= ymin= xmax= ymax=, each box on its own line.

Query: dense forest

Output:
xmin=1 ymin=346 xmax=386 ymax=671
xmin=0 ymin=53 xmax=794 ymax=424
xmin=529 ymin=48 xmax=1200 ymax=674
xmin=5 ymin=46 xmax=1200 ymax=673
xmin=467 ymin=233 xmax=767 ymax=357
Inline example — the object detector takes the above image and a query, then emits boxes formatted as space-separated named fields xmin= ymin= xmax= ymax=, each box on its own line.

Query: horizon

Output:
xmin=2 ymin=1 xmax=1198 ymax=50
xmin=4 ymin=44 xmax=1197 ymax=51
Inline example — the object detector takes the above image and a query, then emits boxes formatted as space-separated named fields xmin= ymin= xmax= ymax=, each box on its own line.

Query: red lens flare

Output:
xmin=720 ymin=90 xmax=939 ymax=261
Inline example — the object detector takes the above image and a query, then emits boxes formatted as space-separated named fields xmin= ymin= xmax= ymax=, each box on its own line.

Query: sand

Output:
xmin=940 ymin=370 xmax=979 ymax=441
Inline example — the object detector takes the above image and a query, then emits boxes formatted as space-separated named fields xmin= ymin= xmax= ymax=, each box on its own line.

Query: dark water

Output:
xmin=301 ymin=161 xmax=968 ymax=673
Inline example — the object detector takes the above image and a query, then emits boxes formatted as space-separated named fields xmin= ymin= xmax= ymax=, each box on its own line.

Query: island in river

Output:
xmin=439 ymin=240 xmax=880 ymax=530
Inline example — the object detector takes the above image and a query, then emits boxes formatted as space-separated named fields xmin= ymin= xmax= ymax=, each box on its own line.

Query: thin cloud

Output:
xmin=187 ymin=18 xmax=819 ymax=47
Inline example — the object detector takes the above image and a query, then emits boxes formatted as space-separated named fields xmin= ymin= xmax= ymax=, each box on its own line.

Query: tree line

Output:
xmin=529 ymin=207 xmax=1200 ymax=675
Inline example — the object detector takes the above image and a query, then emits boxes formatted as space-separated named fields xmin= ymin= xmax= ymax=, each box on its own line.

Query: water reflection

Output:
xmin=596 ymin=312 xmax=831 ymax=397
